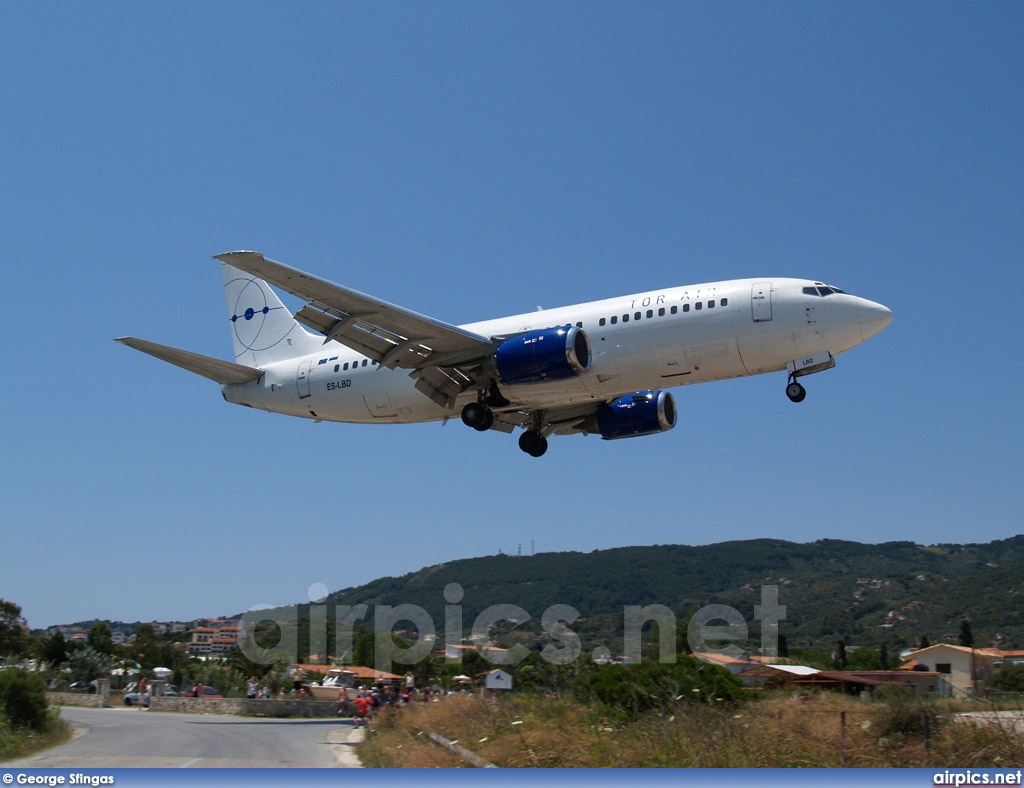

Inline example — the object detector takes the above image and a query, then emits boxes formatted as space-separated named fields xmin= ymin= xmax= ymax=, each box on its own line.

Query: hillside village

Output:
xmin=33 ymin=613 xmax=1024 ymax=702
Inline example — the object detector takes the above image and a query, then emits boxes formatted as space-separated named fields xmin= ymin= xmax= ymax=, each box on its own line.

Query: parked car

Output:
xmin=123 ymin=686 xmax=178 ymax=706
xmin=186 ymin=685 xmax=222 ymax=699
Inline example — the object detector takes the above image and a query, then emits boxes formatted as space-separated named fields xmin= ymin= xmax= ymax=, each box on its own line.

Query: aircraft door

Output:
xmin=297 ymin=360 xmax=312 ymax=399
xmin=751 ymin=282 xmax=773 ymax=322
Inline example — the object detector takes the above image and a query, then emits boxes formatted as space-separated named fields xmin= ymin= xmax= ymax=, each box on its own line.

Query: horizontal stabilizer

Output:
xmin=115 ymin=337 xmax=263 ymax=385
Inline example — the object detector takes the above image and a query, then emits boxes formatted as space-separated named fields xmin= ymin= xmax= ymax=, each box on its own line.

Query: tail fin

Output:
xmin=221 ymin=263 xmax=321 ymax=367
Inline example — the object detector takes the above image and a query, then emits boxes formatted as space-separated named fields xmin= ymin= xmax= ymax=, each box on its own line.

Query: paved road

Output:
xmin=6 ymin=706 xmax=364 ymax=768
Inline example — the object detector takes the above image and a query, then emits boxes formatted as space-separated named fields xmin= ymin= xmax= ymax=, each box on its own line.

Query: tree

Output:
xmin=67 ymin=647 xmax=114 ymax=685
xmin=39 ymin=631 xmax=68 ymax=667
xmin=132 ymin=624 xmax=160 ymax=670
xmin=846 ymin=646 xmax=882 ymax=671
xmin=986 ymin=663 xmax=1024 ymax=693
xmin=917 ymin=635 xmax=931 ymax=650
xmin=879 ymin=643 xmax=890 ymax=670
xmin=88 ymin=622 xmax=114 ymax=655
xmin=833 ymin=639 xmax=848 ymax=670
xmin=959 ymin=620 xmax=974 ymax=649
xmin=0 ymin=599 xmax=27 ymax=658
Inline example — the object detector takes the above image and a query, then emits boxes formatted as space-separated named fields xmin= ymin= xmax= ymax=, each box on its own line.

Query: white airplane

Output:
xmin=117 ymin=251 xmax=892 ymax=457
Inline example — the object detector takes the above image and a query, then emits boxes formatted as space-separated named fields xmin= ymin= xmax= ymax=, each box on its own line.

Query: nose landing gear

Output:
xmin=785 ymin=352 xmax=834 ymax=403
xmin=786 ymin=377 xmax=807 ymax=403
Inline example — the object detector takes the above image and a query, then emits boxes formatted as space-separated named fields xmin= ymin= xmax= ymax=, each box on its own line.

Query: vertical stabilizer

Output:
xmin=221 ymin=263 xmax=320 ymax=367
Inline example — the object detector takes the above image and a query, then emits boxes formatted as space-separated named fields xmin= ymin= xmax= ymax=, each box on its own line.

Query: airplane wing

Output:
xmin=215 ymin=251 xmax=494 ymax=370
xmin=116 ymin=337 xmax=262 ymax=385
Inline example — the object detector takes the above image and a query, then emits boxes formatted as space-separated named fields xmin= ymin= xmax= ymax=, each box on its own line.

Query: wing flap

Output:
xmin=411 ymin=366 xmax=474 ymax=408
xmin=216 ymin=251 xmax=494 ymax=369
xmin=116 ymin=337 xmax=262 ymax=385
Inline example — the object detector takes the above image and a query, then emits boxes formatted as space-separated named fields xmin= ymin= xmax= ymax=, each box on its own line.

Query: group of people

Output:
xmin=244 ymin=677 xmax=276 ymax=699
xmin=335 ymin=683 xmax=419 ymax=726
xmin=248 ymin=677 xmax=296 ymax=700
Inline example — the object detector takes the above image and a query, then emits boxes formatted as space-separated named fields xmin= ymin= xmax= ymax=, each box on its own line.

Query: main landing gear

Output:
xmin=460 ymin=400 xmax=549 ymax=457
xmin=518 ymin=429 xmax=548 ymax=458
xmin=460 ymin=401 xmax=494 ymax=431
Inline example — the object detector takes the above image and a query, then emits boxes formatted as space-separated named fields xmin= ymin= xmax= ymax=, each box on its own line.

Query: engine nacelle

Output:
xmin=489 ymin=325 xmax=591 ymax=386
xmin=592 ymin=390 xmax=677 ymax=440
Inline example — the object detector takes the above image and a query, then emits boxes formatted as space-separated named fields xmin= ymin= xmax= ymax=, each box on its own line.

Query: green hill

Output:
xmin=314 ymin=536 xmax=1024 ymax=654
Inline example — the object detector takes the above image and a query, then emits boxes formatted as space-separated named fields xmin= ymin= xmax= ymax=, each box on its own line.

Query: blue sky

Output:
xmin=2 ymin=3 xmax=1021 ymax=629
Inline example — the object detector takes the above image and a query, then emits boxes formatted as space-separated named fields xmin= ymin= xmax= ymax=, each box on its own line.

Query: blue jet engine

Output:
xmin=592 ymin=389 xmax=677 ymax=439
xmin=490 ymin=326 xmax=592 ymax=385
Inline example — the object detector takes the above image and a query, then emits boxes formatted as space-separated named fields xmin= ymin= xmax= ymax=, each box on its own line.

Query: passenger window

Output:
xmin=633 ymin=312 xmax=640 ymax=320
xmin=658 ymin=308 xmax=665 ymax=317
xmin=646 ymin=310 xmax=653 ymax=318
xmin=611 ymin=316 xmax=618 ymax=325
xmin=695 ymin=302 xmax=703 ymax=311
xmin=708 ymin=300 xmax=715 ymax=308
xmin=343 ymin=363 xmax=349 ymax=371
xmin=362 ymin=359 xmax=368 ymax=367
xmin=599 ymin=317 xmax=607 ymax=327
xmin=682 ymin=304 xmax=690 ymax=313
xmin=721 ymin=297 xmax=728 ymax=306
xmin=576 ymin=321 xmax=583 ymax=328
xmin=334 ymin=364 xmax=340 ymax=372
xmin=670 ymin=306 xmax=678 ymax=315
xmin=622 ymin=314 xmax=629 ymax=323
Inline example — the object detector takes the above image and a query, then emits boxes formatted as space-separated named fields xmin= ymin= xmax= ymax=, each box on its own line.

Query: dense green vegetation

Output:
xmin=317 ymin=535 xmax=1024 ymax=654
xmin=0 ymin=668 xmax=66 ymax=762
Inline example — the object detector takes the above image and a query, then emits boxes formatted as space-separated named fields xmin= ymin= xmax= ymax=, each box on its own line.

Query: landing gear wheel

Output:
xmin=786 ymin=380 xmax=807 ymax=403
xmin=461 ymin=402 xmax=493 ymax=430
xmin=474 ymin=409 xmax=495 ymax=432
xmin=518 ymin=430 xmax=548 ymax=457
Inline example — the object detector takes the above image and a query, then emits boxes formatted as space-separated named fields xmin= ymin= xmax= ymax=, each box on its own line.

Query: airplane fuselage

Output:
xmin=222 ymin=277 xmax=890 ymax=426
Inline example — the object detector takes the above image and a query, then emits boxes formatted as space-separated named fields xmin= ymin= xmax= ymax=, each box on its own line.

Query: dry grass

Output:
xmin=0 ymin=715 xmax=71 ymax=763
xmin=357 ymin=691 xmax=1024 ymax=768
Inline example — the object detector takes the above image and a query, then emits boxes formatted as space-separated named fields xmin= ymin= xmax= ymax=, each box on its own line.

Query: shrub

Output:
xmin=872 ymin=684 xmax=944 ymax=741
xmin=572 ymin=657 xmax=743 ymax=718
xmin=0 ymin=669 xmax=49 ymax=731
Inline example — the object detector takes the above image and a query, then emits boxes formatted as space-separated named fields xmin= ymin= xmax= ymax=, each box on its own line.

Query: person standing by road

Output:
xmin=353 ymin=691 xmax=370 ymax=727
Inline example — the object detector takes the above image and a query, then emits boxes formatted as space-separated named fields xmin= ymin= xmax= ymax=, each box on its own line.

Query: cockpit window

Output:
xmin=804 ymin=283 xmax=847 ymax=297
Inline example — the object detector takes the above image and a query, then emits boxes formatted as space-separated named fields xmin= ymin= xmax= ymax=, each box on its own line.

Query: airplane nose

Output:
xmin=856 ymin=298 xmax=893 ymax=341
